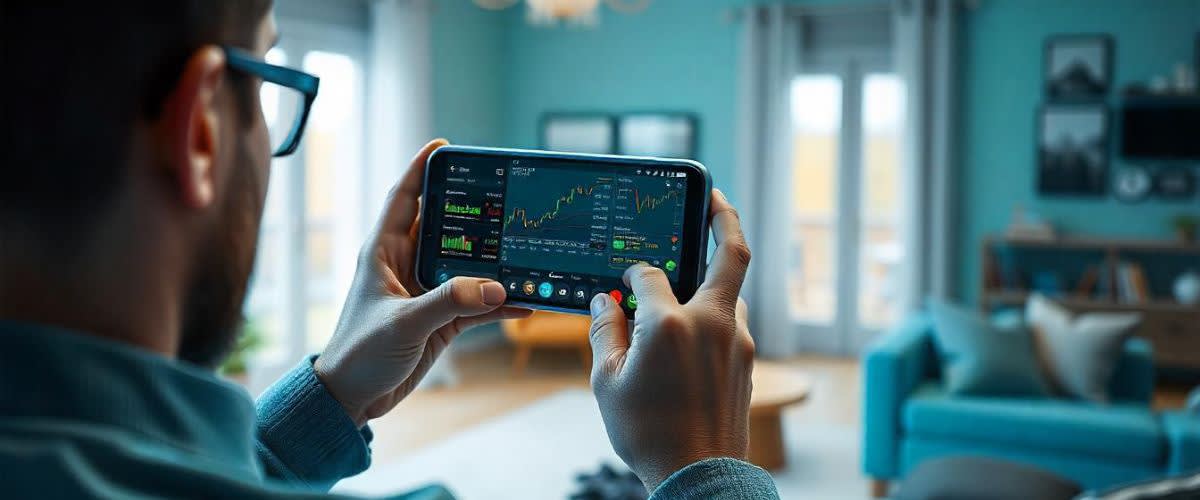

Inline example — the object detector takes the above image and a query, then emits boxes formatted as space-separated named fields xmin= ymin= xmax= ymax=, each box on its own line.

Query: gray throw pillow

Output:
xmin=927 ymin=298 xmax=1050 ymax=397
xmin=1026 ymin=294 xmax=1141 ymax=404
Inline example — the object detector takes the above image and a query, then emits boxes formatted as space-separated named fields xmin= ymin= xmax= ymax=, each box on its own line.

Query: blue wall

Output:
xmin=430 ymin=0 xmax=1200 ymax=305
xmin=499 ymin=0 xmax=744 ymax=201
xmin=957 ymin=0 xmax=1200 ymax=303
xmin=431 ymin=0 xmax=508 ymax=146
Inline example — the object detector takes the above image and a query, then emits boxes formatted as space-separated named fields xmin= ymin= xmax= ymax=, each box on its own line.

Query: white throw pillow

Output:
xmin=1025 ymin=294 xmax=1142 ymax=403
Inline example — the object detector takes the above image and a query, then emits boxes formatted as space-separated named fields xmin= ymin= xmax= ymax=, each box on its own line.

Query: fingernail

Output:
xmin=714 ymin=188 xmax=727 ymax=201
xmin=480 ymin=282 xmax=506 ymax=306
xmin=590 ymin=294 xmax=609 ymax=317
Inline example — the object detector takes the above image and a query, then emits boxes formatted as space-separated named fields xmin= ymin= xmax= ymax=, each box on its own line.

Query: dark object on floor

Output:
xmin=895 ymin=456 xmax=1083 ymax=500
xmin=1079 ymin=471 xmax=1200 ymax=500
xmin=569 ymin=463 xmax=647 ymax=500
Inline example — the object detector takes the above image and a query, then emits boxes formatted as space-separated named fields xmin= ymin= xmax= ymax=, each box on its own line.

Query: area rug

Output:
xmin=333 ymin=389 xmax=866 ymax=499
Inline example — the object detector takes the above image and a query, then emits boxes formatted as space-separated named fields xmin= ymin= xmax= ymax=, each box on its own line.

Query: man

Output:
xmin=0 ymin=2 xmax=778 ymax=498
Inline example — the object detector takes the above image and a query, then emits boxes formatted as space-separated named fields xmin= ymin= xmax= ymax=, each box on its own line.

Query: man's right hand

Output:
xmin=587 ymin=188 xmax=755 ymax=493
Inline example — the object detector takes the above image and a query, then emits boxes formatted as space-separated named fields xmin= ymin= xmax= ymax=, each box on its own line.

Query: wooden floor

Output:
xmin=368 ymin=340 xmax=861 ymax=464
xmin=368 ymin=339 xmax=1191 ymax=465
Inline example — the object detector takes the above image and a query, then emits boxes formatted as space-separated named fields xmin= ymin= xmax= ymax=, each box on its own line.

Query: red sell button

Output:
xmin=608 ymin=289 xmax=623 ymax=303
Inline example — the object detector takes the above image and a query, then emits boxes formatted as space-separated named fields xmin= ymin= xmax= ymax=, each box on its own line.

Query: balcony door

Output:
xmin=787 ymin=57 xmax=906 ymax=355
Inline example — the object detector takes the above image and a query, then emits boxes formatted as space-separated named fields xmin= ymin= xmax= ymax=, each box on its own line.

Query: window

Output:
xmin=243 ymin=17 xmax=368 ymax=389
xmin=857 ymin=74 xmax=905 ymax=328
xmin=788 ymin=76 xmax=842 ymax=323
xmin=782 ymin=7 xmax=905 ymax=353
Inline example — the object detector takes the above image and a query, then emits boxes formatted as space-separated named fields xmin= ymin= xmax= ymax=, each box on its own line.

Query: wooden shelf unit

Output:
xmin=980 ymin=235 xmax=1200 ymax=372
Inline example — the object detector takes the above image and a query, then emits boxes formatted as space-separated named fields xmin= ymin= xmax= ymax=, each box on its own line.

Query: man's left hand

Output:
xmin=313 ymin=139 xmax=531 ymax=427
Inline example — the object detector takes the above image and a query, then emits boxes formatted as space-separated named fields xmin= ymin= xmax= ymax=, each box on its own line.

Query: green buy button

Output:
xmin=612 ymin=239 xmax=625 ymax=250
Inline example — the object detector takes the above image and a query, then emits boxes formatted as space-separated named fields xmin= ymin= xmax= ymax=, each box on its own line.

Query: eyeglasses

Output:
xmin=222 ymin=46 xmax=319 ymax=157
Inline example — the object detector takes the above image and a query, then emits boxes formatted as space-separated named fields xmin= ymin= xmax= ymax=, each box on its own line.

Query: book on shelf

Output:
xmin=1075 ymin=266 xmax=1098 ymax=296
xmin=1116 ymin=262 xmax=1150 ymax=304
xmin=1095 ymin=264 xmax=1112 ymax=301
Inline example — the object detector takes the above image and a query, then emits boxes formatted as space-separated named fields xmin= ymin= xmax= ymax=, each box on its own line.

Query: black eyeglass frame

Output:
xmin=222 ymin=46 xmax=320 ymax=157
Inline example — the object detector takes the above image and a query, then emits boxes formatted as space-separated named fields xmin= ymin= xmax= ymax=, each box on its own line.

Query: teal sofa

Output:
xmin=862 ymin=314 xmax=1200 ymax=495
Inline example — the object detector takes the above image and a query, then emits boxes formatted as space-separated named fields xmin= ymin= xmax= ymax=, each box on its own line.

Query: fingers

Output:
xmin=698 ymin=189 xmax=751 ymax=304
xmin=378 ymin=138 xmax=449 ymax=235
xmin=588 ymin=293 xmax=630 ymax=384
xmin=450 ymin=306 xmax=533 ymax=334
xmin=405 ymin=276 xmax=505 ymax=334
xmin=622 ymin=263 xmax=678 ymax=314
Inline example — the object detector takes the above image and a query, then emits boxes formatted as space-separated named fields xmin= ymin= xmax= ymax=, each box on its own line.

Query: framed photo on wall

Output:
xmin=616 ymin=113 xmax=698 ymax=159
xmin=1045 ymin=35 xmax=1113 ymax=100
xmin=540 ymin=113 xmax=616 ymax=154
xmin=1037 ymin=104 xmax=1109 ymax=196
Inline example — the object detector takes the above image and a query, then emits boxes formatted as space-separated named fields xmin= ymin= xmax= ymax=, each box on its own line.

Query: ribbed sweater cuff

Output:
xmin=255 ymin=355 xmax=372 ymax=489
xmin=650 ymin=458 xmax=779 ymax=499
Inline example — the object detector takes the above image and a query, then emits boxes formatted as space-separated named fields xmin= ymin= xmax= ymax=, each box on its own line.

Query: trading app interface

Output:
xmin=430 ymin=156 xmax=688 ymax=313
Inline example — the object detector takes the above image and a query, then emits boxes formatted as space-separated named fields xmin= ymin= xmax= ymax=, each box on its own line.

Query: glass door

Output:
xmin=787 ymin=63 xmax=906 ymax=355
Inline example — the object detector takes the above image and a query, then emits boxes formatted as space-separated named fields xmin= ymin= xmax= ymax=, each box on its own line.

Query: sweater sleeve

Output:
xmin=255 ymin=355 xmax=374 ymax=491
xmin=649 ymin=458 xmax=780 ymax=499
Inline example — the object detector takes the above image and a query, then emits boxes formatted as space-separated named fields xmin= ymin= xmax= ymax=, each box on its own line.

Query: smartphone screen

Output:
xmin=417 ymin=146 xmax=711 ymax=316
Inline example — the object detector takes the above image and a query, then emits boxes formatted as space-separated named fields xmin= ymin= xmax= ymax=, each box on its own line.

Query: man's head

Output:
xmin=1 ymin=1 xmax=277 ymax=367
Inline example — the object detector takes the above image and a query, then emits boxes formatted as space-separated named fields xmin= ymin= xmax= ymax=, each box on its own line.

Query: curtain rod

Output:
xmin=723 ymin=0 xmax=980 ymax=23
xmin=724 ymin=0 xmax=891 ymax=21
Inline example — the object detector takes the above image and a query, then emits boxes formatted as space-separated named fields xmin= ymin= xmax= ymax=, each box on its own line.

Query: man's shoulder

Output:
xmin=0 ymin=420 xmax=350 ymax=500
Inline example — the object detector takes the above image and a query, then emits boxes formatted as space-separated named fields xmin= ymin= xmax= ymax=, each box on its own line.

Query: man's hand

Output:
xmin=587 ymin=189 xmax=755 ymax=492
xmin=314 ymin=139 xmax=531 ymax=427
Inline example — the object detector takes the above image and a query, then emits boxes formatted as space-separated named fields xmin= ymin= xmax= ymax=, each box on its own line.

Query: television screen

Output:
xmin=1120 ymin=97 xmax=1200 ymax=159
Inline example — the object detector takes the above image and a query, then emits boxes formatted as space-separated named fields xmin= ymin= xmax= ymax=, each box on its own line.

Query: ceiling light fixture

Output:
xmin=472 ymin=0 xmax=651 ymax=26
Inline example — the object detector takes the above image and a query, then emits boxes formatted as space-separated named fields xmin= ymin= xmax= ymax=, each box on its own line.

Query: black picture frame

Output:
xmin=1037 ymin=104 xmax=1109 ymax=197
xmin=539 ymin=113 xmax=617 ymax=154
xmin=616 ymin=112 xmax=699 ymax=159
xmin=540 ymin=111 xmax=701 ymax=159
xmin=1045 ymin=34 xmax=1113 ymax=100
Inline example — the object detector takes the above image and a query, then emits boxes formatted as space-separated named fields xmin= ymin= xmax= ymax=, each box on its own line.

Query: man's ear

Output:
xmin=159 ymin=46 xmax=227 ymax=210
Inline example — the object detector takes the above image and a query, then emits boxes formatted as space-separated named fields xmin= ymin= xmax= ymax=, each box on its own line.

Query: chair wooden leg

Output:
xmin=870 ymin=478 xmax=889 ymax=498
xmin=512 ymin=344 xmax=532 ymax=377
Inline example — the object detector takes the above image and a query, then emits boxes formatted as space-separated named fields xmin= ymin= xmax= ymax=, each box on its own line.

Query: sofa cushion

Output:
xmin=926 ymin=299 xmax=1050 ymax=397
xmin=1026 ymin=294 xmax=1141 ymax=403
xmin=903 ymin=384 xmax=1164 ymax=463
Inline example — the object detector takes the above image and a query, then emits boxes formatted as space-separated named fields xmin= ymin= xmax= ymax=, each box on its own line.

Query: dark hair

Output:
xmin=0 ymin=1 xmax=272 ymax=237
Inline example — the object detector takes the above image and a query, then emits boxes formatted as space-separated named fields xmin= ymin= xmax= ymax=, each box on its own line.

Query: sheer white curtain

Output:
xmin=736 ymin=4 xmax=802 ymax=358
xmin=893 ymin=0 xmax=958 ymax=308
xmin=366 ymin=0 xmax=433 ymax=225
xmin=367 ymin=0 xmax=462 ymax=386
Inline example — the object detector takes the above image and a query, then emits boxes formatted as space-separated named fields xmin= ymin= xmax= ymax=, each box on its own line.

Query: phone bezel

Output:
xmin=415 ymin=146 xmax=712 ymax=315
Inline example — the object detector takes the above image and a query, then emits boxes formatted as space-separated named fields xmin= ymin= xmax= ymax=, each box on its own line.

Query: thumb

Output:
xmin=406 ymin=277 xmax=506 ymax=333
xmin=588 ymin=293 xmax=629 ymax=385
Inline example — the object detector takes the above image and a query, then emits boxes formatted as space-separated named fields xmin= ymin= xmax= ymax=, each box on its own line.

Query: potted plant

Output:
xmin=220 ymin=320 xmax=264 ymax=384
xmin=1171 ymin=214 xmax=1199 ymax=243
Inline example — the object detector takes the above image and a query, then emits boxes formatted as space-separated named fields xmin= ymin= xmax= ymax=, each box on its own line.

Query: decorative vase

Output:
xmin=1175 ymin=270 xmax=1200 ymax=305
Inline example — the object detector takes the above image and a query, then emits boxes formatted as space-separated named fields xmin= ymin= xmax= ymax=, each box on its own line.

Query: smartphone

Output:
xmin=416 ymin=146 xmax=712 ymax=316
